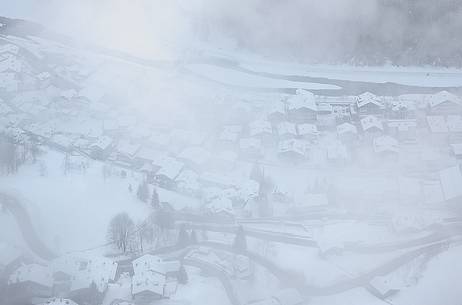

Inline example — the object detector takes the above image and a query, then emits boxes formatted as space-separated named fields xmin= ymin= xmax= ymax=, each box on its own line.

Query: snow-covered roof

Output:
xmin=0 ymin=54 xmax=22 ymax=73
xmin=131 ymin=271 xmax=164 ymax=295
xmin=9 ymin=264 xmax=53 ymax=287
xmin=287 ymin=90 xmax=317 ymax=112
xmin=373 ymin=135 xmax=399 ymax=153
xmin=360 ymin=115 xmax=383 ymax=132
xmin=132 ymin=255 xmax=180 ymax=275
xmin=40 ymin=298 xmax=79 ymax=305
xmin=428 ymin=90 xmax=461 ymax=108
xmin=336 ymin=122 xmax=357 ymax=135
xmin=155 ymin=157 xmax=184 ymax=180
xmin=439 ymin=166 xmax=462 ymax=201
xmin=52 ymin=254 xmax=118 ymax=287
xmin=277 ymin=122 xmax=297 ymax=136
xmin=387 ymin=119 xmax=417 ymax=131
xmin=297 ymin=123 xmax=318 ymax=136
xmin=356 ymin=92 xmax=383 ymax=108
xmin=426 ymin=115 xmax=448 ymax=133
xmin=249 ymin=120 xmax=272 ymax=137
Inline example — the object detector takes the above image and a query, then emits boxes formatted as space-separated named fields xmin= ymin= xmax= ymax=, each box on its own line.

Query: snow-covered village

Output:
xmin=1 ymin=1 xmax=462 ymax=305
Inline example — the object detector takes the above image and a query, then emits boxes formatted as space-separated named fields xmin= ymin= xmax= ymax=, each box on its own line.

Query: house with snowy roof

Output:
xmin=387 ymin=119 xmax=417 ymax=144
xmin=427 ymin=91 xmax=462 ymax=115
xmin=116 ymin=139 xmax=141 ymax=163
xmin=360 ymin=115 xmax=384 ymax=135
xmin=8 ymin=264 xmax=53 ymax=301
xmin=356 ymin=92 xmax=384 ymax=116
xmin=89 ymin=136 xmax=114 ymax=160
xmin=131 ymin=255 xmax=181 ymax=302
xmin=154 ymin=157 xmax=184 ymax=189
xmin=39 ymin=298 xmax=79 ymax=305
xmin=286 ymin=89 xmax=318 ymax=123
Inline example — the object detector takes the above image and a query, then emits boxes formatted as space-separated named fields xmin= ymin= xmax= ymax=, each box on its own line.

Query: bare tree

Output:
xmin=107 ymin=212 xmax=135 ymax=253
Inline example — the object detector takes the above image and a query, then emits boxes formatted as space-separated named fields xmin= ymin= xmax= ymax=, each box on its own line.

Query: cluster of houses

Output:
xmin=2 ymin=39 xmax=462 ymax=215
xmin=1 ymin=252 xmax=186 ymax=305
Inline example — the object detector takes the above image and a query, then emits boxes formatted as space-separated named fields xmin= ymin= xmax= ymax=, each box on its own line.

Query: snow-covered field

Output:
xmin=0 ymin=149 xmax=150 ymax=254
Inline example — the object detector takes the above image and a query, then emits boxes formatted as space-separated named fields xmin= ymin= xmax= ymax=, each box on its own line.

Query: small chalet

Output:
xmin=360 ymin=115 xmax=384 ymax=135
xmin=356 ymin=92 xmax=384 ymax=116
xmin=427 ymin=91 xmax=462 ymax=115
xmin=286 ymin=89 xmax=317 ymax=123
xmin=8 ymin=264 xmax=53 ymax=301
xmin=131 ymin=255 xmax=181 ymax=302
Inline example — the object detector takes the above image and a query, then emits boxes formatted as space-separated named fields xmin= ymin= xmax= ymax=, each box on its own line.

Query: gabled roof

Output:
xmin=9 ymin=263 xmax=53 ymax=288
xmin=360 ymin=115 xmax=383 ymax=132
xmin=287 ymin=90 xmax=317 ymax=112
xmin=356 ymin=92 xmax=383 ymax=108
xmin=429 ymin=91 xmax=461 ymax=108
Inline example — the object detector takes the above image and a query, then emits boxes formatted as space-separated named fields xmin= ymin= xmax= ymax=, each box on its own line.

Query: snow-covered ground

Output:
xmin=0 ymin=149 xmax=150 ymax=254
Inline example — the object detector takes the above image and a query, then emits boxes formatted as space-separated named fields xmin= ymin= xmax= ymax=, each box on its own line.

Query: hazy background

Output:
xmin=1 ymin=0 xmax=462 ymax=66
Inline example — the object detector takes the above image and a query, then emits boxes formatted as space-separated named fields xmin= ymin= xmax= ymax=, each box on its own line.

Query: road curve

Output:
xmin=0 ymin=192 xmax=57 ymax=260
